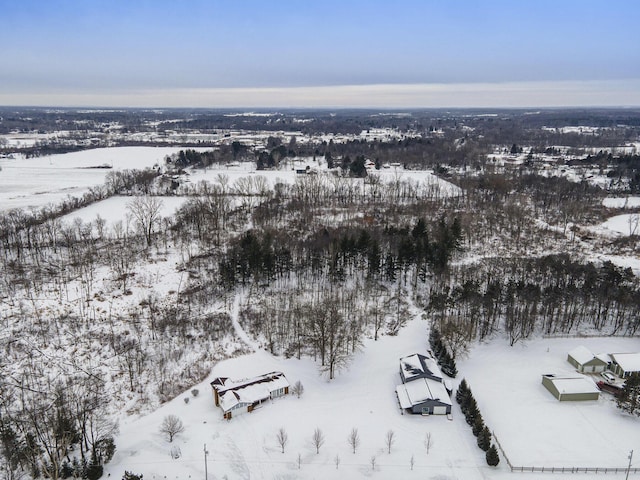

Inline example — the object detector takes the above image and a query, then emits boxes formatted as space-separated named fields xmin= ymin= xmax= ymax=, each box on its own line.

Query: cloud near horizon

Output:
xmin=1 ymin=80 xmax=639 ymax=109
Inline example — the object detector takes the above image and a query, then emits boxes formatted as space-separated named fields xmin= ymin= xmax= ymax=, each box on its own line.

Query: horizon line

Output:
xmin=1 ymin=80 xmax=640 ymax=109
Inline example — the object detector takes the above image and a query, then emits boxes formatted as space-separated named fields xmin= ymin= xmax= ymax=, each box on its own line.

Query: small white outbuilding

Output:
xmin=566 ymin=346 xmax=608 ymax=373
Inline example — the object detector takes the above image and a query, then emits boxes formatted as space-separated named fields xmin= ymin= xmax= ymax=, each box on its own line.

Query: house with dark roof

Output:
xmin=211 ymin=372 xmax=289 ymax=420
xmin=396 ymin=353 xmax=452 ymax=415
xmin=399 ymin=353 xmax=443 ymax=383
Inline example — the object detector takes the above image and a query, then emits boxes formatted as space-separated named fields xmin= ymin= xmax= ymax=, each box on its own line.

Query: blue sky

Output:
xmin=1 ymin=0 xmax=639 ymax=107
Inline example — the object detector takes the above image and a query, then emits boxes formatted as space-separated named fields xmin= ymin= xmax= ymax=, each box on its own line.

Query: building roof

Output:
xmin=568 ymin=346 xmax=597 ymax=365
xmin=396 ymin=377 xmax=452 ymax=409
xmin=212 ymin=372 xmax=289 ymax=413
xmin=611 ymin=353 xmax=640 ymax=373
xmin=543 ymin=374 xmax=600 ymax=395
xmin=400 ymin=353 xmax=443 ymax=383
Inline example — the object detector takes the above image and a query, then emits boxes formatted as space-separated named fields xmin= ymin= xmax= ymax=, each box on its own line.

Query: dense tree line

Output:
xmin=456 ymin=380 xmax=499 ymax=466
xmin=0 ymin=371 xmax=117 ymax=480
xmin=427 ymin=255 xmax=640 ymax=346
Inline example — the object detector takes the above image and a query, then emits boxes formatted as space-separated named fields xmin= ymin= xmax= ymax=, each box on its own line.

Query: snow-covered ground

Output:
xmin=0 ymin=148 xmax=459 ymax=212
xmin=600 ymin=213 xmax=640 ymax=236
xmin=463 ymin=337 xmax=640 ymax=469
xmin=59 ymin=195 xmax=191 ymax=229
xmin=186 ymin=160 xmax=460 ymax=197
xmin=105 ymin=300 xmax=496 ymax=480
xmin=0 ymin=147 xmax=189 ymax=211
xmin=603 ymin=196 xmax=640 ymax=209
xmin=103 ymin=299 xmax=640 ymax=480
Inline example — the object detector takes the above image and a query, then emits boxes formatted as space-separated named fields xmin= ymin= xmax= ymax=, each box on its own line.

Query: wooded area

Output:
xmin=1 ymin=108 xmax=639 ymax=479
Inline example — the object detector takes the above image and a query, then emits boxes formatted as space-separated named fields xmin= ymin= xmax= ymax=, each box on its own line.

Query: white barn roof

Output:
xmin=568 ymin=346 xmax=597 ymax=365
xmin=546 ymin=375 xmax=599 ymax=395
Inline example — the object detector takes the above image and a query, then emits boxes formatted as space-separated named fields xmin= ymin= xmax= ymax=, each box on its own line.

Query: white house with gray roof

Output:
xmin=211 ymin=372 xmax=289 ymax=419
xmin=396 ymin=353 xmax=452 ymax=415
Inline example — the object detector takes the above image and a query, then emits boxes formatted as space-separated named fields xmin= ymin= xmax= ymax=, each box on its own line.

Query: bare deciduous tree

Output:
xmin=276 ymin=428 xmax=288 ymax=453
xmin=160 ymin=415 xmax=184 ymax=442
xmin=127 ymin=195 xmax=163 ymax=246
xmin=385 ymin=429 xmax=395 ymax=454
xmin=424 ymin=432 xmax=433 ymax=454
xmin=347 ymin=427 xmax=360 ymax=453
xmin=292 ymin=380 xmax=304 ymax=398
xmin=312 ymin=427 xmax=325 ymax=454
xmin=370 ymin=455 xmax=377 ymax=471
xmin=334 ymin=454 xmax=340 ymax=469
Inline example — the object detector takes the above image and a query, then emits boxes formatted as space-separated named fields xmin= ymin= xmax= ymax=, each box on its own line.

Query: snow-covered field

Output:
xmin=104 ymin=301 xmax=640 ymax=480
xmin=59 ymin=195 xmax=191 ymax=228
xmin=600 ymin=213 xmax=640 ymax=236
xmin=0 ymin=148 xmax=459 ymax=213
xmin=463 ymin=337 xmax=640 ymax=469
xmin=187 ymin=160 xmax=460 ymax=196
xmin=0 ymin=147 xmax=189 ymax=211
xmin=603 ymin=196 xmax=640 ymax=209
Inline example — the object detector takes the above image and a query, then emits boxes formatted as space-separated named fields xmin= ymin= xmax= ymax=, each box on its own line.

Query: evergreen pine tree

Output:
xmin=477 ymin=426 xmax=492 ymax=452
xmin=441 ymin=349 xmax=457 ymax=377
xmin=465 ymin=397 xmax=480 ymax=426
xmin=472 ymin=415 xmax=484 ymax=437
xmin=123 ymin=472 xmax=144 ymax=480
xmin=446 ymin=356 xmax=457 ymax=377
xmin=486 ymin=444 xmax=500 ymax=466
xmin=60 ymin=460 xmax=74 ymax=479
xmin=616 ymin=372 xmax=640 ymax=416
xmin=456 ymin=379 xmax=469 ymax=405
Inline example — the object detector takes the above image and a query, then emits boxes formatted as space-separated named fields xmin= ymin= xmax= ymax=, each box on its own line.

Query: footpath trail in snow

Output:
xmin=229 ymin=288 xmax=260 ymax=352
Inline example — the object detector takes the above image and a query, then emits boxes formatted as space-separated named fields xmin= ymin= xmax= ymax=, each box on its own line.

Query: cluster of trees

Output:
xmin=212 ymin=216 xmax=463 ymax=294
xmin=456 ymin=380 xmax=499 ymax=466
xmin=428 ymin=327 xmax=457 ymax=377
xmin=0 ymin=372 xmax=117 ymax=480
xmin=428 ymin=255 xmax=640 ymax=345
xmin=601 ymin=154 xmax=640 ymax=193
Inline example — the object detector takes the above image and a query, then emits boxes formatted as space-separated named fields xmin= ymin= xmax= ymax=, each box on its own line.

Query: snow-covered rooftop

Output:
xmin=543 ymin=374 xmax=600 ymax=395
xmin=611 ymin=353 xmax=640 ymax=373
xmin=568 ymin=345 xmax=597 ymax=365
xmin=212 ymin=372 xmax=289 ymax=412
xmin=396 ymin=377 xmax=452 ymax=408
xmin=399 ymin=353 xmax=443 ymax=383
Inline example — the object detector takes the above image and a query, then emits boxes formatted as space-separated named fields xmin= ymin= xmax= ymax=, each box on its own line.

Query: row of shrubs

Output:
xmin=456 ymin=379 xmax=500 ymax=466
xmin=428 ymin=327 xmax=457 ymax=377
